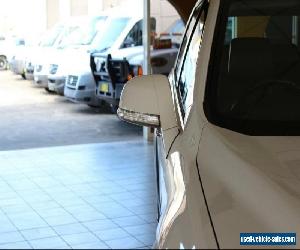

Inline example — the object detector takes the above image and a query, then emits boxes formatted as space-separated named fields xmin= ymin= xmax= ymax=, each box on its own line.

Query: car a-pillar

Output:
xmin=142 ymin=0 xmax=196 ymax=141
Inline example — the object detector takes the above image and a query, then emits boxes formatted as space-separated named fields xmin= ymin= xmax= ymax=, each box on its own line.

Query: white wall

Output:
xmin=0 ymin=0 xmax=47 ymax=39
xmin=151 ymin=0 xmax=179 ymax=33
xmin=88 ymin=0 xmax=104 ymax=16
xmin=0 ymin=0 xmax=180 ymax=38
xmin=59 ymin=0 xmax=71 ymax=21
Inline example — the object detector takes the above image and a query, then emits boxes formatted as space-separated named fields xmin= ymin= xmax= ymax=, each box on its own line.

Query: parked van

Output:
xmin=64 ymin=13 xmax=153 ymax=106
xmin=90 ymin=18 xmax=183 ymax=112
xmin=4 ymin=37 xmax=26 ymax=73
xmin=32 ymin=22 xmax=74 ymax=88
xmin=24 ymin=25 xmax=65 ymax=80
xmin=66 ymin=17 xmax=183 ymax=109
xmin=46 ymin=15 xmax=107 ymax=95
xmin=33 ymin=16 xmax=106 ymax=91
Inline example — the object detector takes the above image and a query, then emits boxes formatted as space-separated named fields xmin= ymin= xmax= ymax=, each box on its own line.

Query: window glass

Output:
xmin=58 ymin=17 xmax=107 ymax=48
xmin=209 ymin=0 xmax=300 ymax=135
xmin=174 ymin=4 xmax=203 ymax=83
xmin=40 ymin=26 xmax=64 ymax=47
xmin=122 ymin=18 xmax=156 ymax=48
xmin=176 ymin=3 xmax=207 ymax=121
xmin=123 ymin=20 xmax=143 ymax=47
xmin=91 ymin=17 xmax=130 ymax=52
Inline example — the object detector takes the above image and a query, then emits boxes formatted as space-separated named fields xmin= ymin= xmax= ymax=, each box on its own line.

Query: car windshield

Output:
xmin=58 ymin=17 xmax=107 ymax=48
xmin=209 ymin=0 xmax=300 ymax=135
xmin=90 ymin=17 xmax=130 ymax=52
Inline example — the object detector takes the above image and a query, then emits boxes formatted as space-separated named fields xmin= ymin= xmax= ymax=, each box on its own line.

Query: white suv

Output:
xmin=118 ymin=0 xmax=300 ymax=249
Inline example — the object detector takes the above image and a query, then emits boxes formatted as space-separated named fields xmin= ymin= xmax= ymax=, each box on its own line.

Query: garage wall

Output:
xmin=0 ymin=0 xmax=180 ymax=35
xmin=100 ymin=0 xmax=180 ymax=33
xmin=46 ymin=0 xmax=60 ymax=29
xmin=151 ymin=0 xmax=179 ymax=33
xmin=70 ymin=0 xmax=89 ymax=16
xmin=88 ymin=0 xmax=104 ymax=16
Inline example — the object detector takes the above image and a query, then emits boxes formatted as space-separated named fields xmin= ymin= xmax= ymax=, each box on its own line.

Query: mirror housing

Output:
xmin=117 ymin=75 xmax=178 ymax=131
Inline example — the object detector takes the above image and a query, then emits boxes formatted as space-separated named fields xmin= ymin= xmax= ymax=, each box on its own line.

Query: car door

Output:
xmin=154 ymin=0 xmax=219 ymax=248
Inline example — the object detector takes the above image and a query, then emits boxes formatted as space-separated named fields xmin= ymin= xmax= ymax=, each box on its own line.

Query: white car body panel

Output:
xmin=118 ymin=0 xmax=300 ymax=248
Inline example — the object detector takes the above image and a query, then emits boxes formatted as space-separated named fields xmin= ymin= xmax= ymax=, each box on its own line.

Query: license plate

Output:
xmin=100 ymin=82 xmax=109 ymax=93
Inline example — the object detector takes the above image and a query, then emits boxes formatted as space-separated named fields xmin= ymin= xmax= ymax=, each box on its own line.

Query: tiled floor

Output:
xmin=0 ymin=141 xmax=157 ymax=249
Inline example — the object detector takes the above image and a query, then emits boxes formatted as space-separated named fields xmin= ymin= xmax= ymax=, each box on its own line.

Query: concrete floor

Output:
xmin=0 ymin=71 xmax=157 ymax=249
xmin=0 ymin=71 xmax=142 ymax=151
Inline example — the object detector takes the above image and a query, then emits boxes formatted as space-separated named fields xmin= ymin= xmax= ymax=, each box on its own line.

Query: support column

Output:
xmin=143 ymin=0 xmax=153 ymax=141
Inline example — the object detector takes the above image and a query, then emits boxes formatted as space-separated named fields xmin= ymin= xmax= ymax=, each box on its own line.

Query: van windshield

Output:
xmin=90 ymin=17 xmax=130 ymax=52
xmin=40 ymin=26 xmax=63 ymax=47
xmin=209 ymin=0 xmax=300 ymax=135
xmin=57 ymin=17 xmax=107 ymax=48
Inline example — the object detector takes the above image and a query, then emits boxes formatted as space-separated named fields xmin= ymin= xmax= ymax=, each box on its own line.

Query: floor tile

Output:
xmin=62 ymin=232 xmax=102 ymax=246
xmin=21 ymin=227 xmax=58 ymax=241
xmin=0 ymin=219 xmax=18 ymax=233
xmin=135 ymin=233 xmax=156 ymax=246
xmin=95 ymin=228 xmax=131 ymax=241
xmin=0 ymin=231 xmax=25 ymax=245
xmin=0 ymin=241 xmax=32 ymax=249
xmin=29 ymin=236 xmax=70 ymax=249
xmin=83 ymin=219 xmax=118 ymax=232
xmin=113 ymin=216 xmax=147 ymax=227
xmin=0 ymin=142 xmax=157 ymax=248
xmin=43 ymin=214 xmax=77 ymax=227
xmin=37 ymin=207 xmax=71 ymax=219
xmin=71 ymin=241 xmax=109 ymax=249
xmin=123 ymin=223 xmax=157 ymax=236
xmin=53 ymin=223 xmax=89 ymax=236
xmin=138 ymin=213 xmax=158 ymax=224
xmin=8 ymin=213 xmax=48 ymax=230
xmin=105 ymin=236 xmax=145 ymax=249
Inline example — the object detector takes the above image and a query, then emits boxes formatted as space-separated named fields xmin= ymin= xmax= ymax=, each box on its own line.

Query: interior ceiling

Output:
xmin=168 ymin=0 xmax=198 ymax=23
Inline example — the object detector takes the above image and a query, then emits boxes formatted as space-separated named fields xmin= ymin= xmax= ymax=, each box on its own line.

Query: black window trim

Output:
xmin=174 ymin=0 xmax=209 ymax=125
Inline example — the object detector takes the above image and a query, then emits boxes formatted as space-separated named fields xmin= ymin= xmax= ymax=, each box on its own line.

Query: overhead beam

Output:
xmin=167 ymin=0 xmax=198 ymax=23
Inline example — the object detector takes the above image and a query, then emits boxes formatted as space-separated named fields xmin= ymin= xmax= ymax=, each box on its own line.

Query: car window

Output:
xmin=207 ymin=0 xmax=300 ymax=135
xmin=122 ymin=18 xmax=156 ymax=48
xmin=123 ymin=20 xmax=143 ymax=47
xmin=176 ymin=1 xmax=208 ymax=122
xmin=174 ymin=3 xmax=203 ymax=83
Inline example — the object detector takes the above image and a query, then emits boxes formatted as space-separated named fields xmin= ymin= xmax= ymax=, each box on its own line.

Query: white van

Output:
xmin=46 ymin=16 xmax=107 ymax=95
xmin=91 ymin=18 xmax=184 ymax=112
xmin=33 ymin=16 xmax=106 ymax=91
xmin=64 ymin=14 xmax=150 ymax=106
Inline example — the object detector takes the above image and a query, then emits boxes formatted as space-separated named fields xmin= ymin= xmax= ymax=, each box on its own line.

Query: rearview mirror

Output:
xmin=117 ymin=75 xmax=178 ymax=131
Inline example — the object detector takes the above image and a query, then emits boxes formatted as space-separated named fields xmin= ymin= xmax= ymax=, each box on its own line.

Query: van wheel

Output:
xmin=21 ymin=72 xmax=26 ymax=79
xmin=0 ymin=56 xmax=7 ymax=70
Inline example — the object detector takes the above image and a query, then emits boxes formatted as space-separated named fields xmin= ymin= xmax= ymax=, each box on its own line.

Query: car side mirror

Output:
xmin=117 ymin=75 xmax=178 ymax=131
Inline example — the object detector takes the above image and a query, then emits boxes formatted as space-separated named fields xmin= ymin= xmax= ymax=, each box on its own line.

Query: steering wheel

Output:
xmin=229 ymin=79 xmax=300 ymax=117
